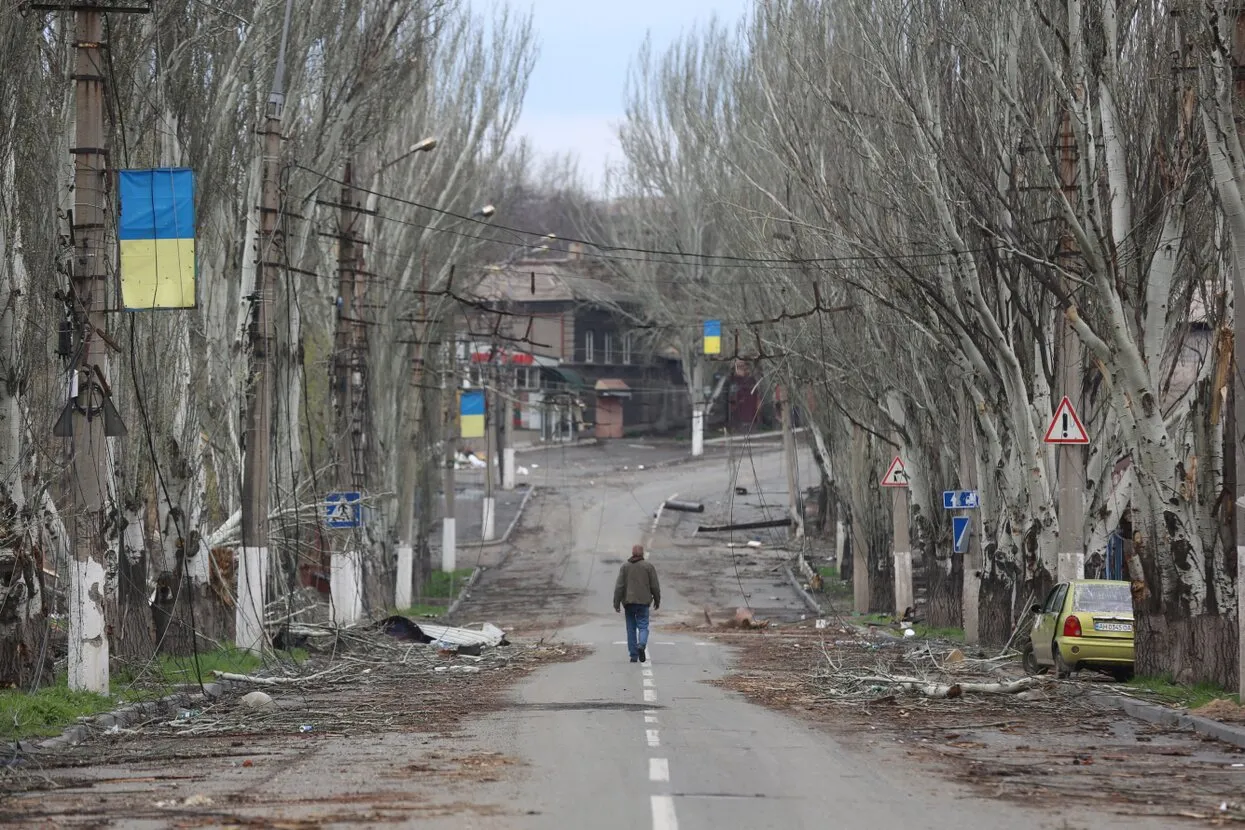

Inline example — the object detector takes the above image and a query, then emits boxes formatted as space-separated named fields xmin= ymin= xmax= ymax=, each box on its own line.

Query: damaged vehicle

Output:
xmin=1022 ymin=580 xmax=1134 ymax=681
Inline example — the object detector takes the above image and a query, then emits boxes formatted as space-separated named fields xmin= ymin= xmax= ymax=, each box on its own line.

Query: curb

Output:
xmin=511 ymin=438 xmax=600 ymax=454
xmin=461 ymin=484 xmax=537 ymax=551
xmin=445 ymin=566 xmax=484 ymax=620
xmin=16 ymin=677 xmax=239 ymax=753
xmin=784 ymin=563 xmax=824 ymax=616
xmin=646 ymin=440 xmax=785 ymax=473
xmin=1092 ymin=691 xmax=1245 ymax=750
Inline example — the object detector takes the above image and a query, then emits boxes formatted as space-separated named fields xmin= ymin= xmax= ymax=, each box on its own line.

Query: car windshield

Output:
xmin=1073 ymin=583 xmax=1132 ymax=614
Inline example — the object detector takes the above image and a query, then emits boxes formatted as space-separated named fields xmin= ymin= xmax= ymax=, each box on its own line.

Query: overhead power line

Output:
xmin=294 ymin=162 xmax=1003 ymax=270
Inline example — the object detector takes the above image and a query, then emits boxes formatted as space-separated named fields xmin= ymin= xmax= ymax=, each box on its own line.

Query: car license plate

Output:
xmin=1095 ymin=621 xmax=1132 ymax=633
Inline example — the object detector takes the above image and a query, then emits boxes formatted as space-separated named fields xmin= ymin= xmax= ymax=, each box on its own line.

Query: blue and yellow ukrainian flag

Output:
xmin=460 ymin=390 xmax=486 ymax=439
xmin=118 ymin=168 xmax=196 ymax=309
xmin=703 ymin=320 xmax=722 ymax=355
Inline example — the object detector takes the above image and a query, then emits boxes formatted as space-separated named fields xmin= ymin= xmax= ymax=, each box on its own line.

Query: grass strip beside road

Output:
xmin=1 ymin=645 xmax=305 ymax=742
xmin=1127 ymin=674 xmax=1240 ymax=709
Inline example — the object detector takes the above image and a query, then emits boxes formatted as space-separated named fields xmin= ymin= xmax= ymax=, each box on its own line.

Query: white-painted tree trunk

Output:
xmin=330 ymin=549 xmax=363 ymax=626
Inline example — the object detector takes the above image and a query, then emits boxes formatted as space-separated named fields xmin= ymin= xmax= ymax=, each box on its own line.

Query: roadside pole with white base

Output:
xmin=236 ymin=546 xmax=268 ymax=654
xmin=330 ymin=549 xmax=363 ymax=625
xmin=395 ymin=544 xmax=413 ymax=610
xmin=1045 ymin=395 xmax=1089 ymax=583
xmin=696 ymin=321 xmax=720 ymax=457
xmin=68 ymin=558 xmax=108 ymax=692
xmin=881 ymin=455 xmax=912 ymax=615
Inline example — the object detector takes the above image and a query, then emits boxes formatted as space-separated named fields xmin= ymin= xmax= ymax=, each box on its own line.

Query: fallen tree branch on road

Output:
xmin=211 ymin=667 xmax=342 ymax=686
xmin=855 ymin=676 xmax=1040 ymax=699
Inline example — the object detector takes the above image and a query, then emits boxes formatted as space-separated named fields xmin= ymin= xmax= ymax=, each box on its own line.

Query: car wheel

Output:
xmin=1053 ymin=644 xmax=1073 ymax=679
xmin=1021 ymin=643 xmax=1047 ymax=675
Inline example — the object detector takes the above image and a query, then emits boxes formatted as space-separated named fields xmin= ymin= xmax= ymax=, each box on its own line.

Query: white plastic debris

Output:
xmin=517 ymin=466 xmax=530 ymax=476
xmin=903 ymin=628 xmax=917 ymax=638
xmin=240 ymin=690 xmax=276 ymax=711
xmin=815 ymin=618 xmax=829 ymax=629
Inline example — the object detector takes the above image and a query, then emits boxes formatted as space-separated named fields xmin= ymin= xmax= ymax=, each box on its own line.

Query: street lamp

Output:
xmin=378 ymin=136 xmax=439 ymax=173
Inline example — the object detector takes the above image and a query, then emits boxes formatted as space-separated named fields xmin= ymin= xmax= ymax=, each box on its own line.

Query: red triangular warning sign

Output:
xmin=881 ymin=456 xmax=909 ymax=487
xmin=1044 ymin=396 xmax=1089 ymax=444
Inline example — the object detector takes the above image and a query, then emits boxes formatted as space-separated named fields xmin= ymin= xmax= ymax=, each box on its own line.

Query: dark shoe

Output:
xmin=630 ymin=656 xmax=638 ymax=663
xmin=638 ymin=646 xmax=647 ymax=663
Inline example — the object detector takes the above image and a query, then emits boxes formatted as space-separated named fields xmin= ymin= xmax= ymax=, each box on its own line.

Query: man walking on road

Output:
xmin=614 ymin=544 xmax=661 ymax=663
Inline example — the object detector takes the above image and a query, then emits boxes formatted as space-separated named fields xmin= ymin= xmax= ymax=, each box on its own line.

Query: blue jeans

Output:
xmin=624 ymin=603 xmax=650 ymax=659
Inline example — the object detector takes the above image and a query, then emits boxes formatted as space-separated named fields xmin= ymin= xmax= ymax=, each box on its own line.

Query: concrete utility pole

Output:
xmin=442 ymin=338 xmax=458 ymax=572
xmin=395 ymin=256 xmax=429 ymax=611
xmin=1056 ymin=108 xmax=1086 ymax=585
xmin=959 ymin=393 xmax=981 ymax=644
xmin=330 ymin=160 xmax=364 ymax=625
xmin=779 ymin=385 xmax=804 ymax=538
xmin=691 ymin=362 xmax=705 ymax=457
xmin=481 ymin=365 xmax=496 ymax=542
xmin=892 ymin=482 xmax=914 ymax=617
xmin=501 ymin=368 xmax=516 ymax=490
xmin=238 ymin=0 xmax=294 ymax=655
xmin=67 ymin=7 xmax=113 ymax=693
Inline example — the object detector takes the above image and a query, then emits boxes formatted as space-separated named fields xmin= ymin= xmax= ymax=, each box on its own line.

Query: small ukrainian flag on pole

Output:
xmin=460 ymin=389 xmax=486 ymax=439
xmin=118 ymin=168 xmax=197 ymax=310
xmin=703 ymin=320 xmax=722 ymax=355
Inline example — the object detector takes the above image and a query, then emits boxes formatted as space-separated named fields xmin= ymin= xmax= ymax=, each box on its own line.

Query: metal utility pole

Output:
xmin=1055 ymin=108 xmax=1086 ymax=584
xmin=66 ymin=6 xmax=114 ymax=693
xmin=238 ymin=0 xmax=294 ymax=654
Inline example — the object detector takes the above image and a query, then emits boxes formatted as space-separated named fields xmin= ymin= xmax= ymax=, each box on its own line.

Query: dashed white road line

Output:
xmin=642 ymin=669 xmax=653 ymax=677
xmin=645 ymin=715 xmax=658 ymax=724
xmin=651 ymin=795 xmax=679 ymax=830
xmin=644 ymin=689 xmax=657 ymax=702
xmin=649 ymin=757 xmax=670 ymax=783
xmin=643 ymin=678 xmax=655 ymax=687
xmin=646 ymin=728 xmax=660 ymax=748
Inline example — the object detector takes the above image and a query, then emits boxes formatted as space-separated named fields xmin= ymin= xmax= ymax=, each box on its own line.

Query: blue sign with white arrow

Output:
xmin=953 ymin=515 xmax=972 ymax=554
xmin=942 ymin=490 xmax=980 ymax=510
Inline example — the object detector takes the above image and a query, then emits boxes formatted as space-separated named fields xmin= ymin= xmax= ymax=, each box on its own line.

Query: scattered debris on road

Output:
xmin=710 ymin=620 xmax=1245 ymax=824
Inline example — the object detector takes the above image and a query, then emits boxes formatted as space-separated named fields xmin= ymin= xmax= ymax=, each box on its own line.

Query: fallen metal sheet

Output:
xmin=419 ymin=622 xmax=507 ymax=648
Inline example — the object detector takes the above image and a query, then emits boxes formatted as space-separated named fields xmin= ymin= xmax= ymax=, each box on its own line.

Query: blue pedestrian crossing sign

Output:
xmin=324 ymin=492 xmax=363 ymax=528
xmin=953 ymin=515 xmax=972 ymax=554
xmin=942 ymin=490 xmax=980 ymax=510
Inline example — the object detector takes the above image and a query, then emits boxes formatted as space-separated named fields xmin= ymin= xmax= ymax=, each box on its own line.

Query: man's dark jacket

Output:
xmin=614 ymin=555 xmax=660 ymax=610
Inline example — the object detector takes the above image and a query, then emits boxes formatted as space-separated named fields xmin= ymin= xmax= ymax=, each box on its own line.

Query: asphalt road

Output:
xmin=438 ymin=447 xmax=1163 ymax=830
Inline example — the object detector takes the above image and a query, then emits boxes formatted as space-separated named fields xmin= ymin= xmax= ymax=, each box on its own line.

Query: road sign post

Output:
xmin=1044 ymin=396 xmax=1088 ymax=583
xmin=881 ymin=455 xmax=913 ymax=616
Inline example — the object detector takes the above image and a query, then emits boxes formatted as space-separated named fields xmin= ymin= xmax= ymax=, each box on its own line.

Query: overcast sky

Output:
xmin=469 ymin=0 xmax=751 ymax=190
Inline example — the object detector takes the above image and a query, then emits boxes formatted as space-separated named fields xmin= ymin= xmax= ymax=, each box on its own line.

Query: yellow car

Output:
xmin=1022 ymin=579 xmax=1134 ymax=680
